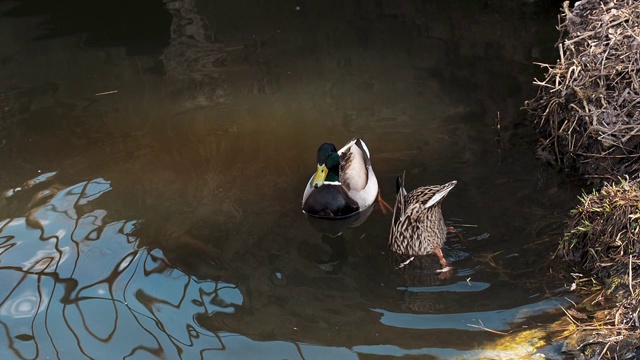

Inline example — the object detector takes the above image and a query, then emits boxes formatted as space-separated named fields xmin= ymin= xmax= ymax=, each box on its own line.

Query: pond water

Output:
xmin=0 ymin=0 xmax=580 ymax=359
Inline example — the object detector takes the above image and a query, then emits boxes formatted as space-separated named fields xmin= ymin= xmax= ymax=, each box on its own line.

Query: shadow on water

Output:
xmin=0 ymin=0 xmax=580 ymax=359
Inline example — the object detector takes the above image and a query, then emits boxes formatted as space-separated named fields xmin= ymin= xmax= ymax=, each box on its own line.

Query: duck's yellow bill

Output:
xmin=312 ymin=164 xmax=327 ymax=188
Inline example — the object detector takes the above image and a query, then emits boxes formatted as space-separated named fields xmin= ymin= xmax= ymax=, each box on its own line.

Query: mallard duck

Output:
xmin=302 ymin=138 xmax=381 ymax=218
xmin=389 ymin=172 xmax=456 ymax=271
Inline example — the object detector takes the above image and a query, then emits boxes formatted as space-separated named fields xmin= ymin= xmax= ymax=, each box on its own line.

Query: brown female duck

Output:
xmin=389 ymin=172 xmax=456 ymax=272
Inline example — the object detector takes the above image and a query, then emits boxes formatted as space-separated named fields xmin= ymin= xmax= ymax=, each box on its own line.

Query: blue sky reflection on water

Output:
xmin=0 ymin=177 xmax=244 ymax=359
xmin=397 ymin=280 xmax=490 ymax=293
xmin=372 ymin=297 xmax=571 ymax=331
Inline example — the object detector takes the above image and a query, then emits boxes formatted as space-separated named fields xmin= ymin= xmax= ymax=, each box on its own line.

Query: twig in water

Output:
xmin=95 ymin=90 xmax=118 ymax=96
xmin=559 ymin=305 xmax=580 ymax=326
xmin=448 ymin=223 xmax=478 ymax=228
xmin=467 ymin=320 xmax=510 ymax=335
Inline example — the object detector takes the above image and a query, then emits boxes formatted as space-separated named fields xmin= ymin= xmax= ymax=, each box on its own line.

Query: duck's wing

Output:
xmin=408 ymin=181 xmax=457 ymax=209
xmin=337 ymin=138 xmax=371 ymax=160
xmin=339 ymin=139 xmax=370 ymax=192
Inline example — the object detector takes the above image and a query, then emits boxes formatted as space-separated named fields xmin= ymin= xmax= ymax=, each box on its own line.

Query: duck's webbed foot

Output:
xmin=447 ymin=226 xmax=466 ymax=243
xmin=433 ymin=247 xmax=452 ymax=273
xmin=377 ymin=192 xmax=393 ymax=215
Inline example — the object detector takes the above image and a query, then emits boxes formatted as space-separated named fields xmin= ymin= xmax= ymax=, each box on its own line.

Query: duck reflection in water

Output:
xmin=304 ymin=205 xmax=374 ymax=273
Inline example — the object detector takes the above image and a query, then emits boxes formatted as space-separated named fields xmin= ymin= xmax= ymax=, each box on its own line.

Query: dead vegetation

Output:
xmin=524 ymin=0 xmax=640 ymax=185
xmin=558 ymin=178 xmax=640 ymax=359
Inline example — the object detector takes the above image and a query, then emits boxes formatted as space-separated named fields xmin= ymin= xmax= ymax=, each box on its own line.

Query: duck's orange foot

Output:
xmin=377 ymin=192 xmax=393 ymax=215
xmin=447 ymin=226 xmax=465 ymax=242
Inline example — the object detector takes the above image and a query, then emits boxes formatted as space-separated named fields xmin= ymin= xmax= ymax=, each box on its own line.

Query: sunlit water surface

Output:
xmin=0 ymin=1 xmax=579 ymax=359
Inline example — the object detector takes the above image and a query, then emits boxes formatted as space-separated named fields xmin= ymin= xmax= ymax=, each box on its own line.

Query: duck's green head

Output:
xmin=313 ymin=143 xmax=340 ymax=188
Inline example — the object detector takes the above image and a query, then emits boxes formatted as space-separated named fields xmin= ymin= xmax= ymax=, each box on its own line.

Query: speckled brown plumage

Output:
xmin=389 ymin=173 xmax=456 ymax=269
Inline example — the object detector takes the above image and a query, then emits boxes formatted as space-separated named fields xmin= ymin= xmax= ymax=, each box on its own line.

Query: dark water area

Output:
xmin=0 ymin=0 xmax=580 ymax=359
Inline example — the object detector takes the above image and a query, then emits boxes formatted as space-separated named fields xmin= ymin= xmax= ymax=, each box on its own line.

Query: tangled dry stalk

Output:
xmin=525 ymin=0 xmax=640 ymax=184
xmin=562 ymin=179 xmax=640 ymax=281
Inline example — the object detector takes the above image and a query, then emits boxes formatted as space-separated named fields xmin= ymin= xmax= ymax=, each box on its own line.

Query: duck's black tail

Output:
xmin=395 ymin=171 xmax=407 ymax=197
xmin=390 ymin=171 xmax=407 ymax=245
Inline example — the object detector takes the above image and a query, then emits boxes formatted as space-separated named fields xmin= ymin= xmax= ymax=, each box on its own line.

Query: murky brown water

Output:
xmin=0 ymin=1 xmax=579 ymax=359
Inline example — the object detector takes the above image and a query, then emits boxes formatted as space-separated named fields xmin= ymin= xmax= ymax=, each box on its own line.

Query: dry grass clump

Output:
xmin=524 ymin=0 xmax=640 ymax=184
xmin=562 ymin=178 xmax=640 ymax=280
xmin=559 ymin=178 xmax=640 ymax=359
